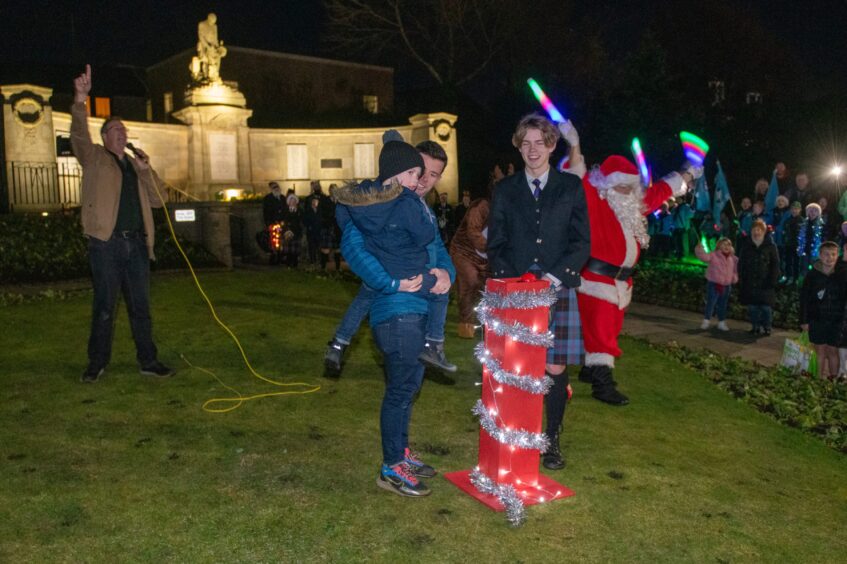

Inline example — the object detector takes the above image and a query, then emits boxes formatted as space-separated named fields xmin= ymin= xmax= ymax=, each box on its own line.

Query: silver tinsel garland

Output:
xmin=474 ymin=342 xmax=553 ymax=395
xmin=469 ymin=468 xmax=526 ymax=526
xmin=476 ymin=306 xmax=554 ymax=348
xmin=478 ymin=287 xmax=559 ymax=310
xmin=472 ymin=400 xmax=550 ymax=452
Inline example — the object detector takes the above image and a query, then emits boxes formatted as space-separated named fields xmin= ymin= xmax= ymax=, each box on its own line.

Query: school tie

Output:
xmin=532 ymin=178 xmax=542 ymax=200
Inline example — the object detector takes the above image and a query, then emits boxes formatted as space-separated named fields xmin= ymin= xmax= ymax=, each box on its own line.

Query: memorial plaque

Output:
xmin=208 ymin=132 xmax=237 ymax=181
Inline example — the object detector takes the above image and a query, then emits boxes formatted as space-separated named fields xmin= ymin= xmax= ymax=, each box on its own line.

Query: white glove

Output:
xmin=683 ymin=161 xmax=704 ymax=179
xmin=557 ymin=119 xmax=579 ymax=147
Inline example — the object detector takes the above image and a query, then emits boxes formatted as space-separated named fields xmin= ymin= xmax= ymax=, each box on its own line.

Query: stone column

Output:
xmin=1 ymin=84 xmax=57 ymax=211
xmin=173 ymin=97 xmax=253 ymax=201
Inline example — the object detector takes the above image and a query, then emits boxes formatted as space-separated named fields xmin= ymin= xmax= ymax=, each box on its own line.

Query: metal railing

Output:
xmin=6 ymin=161 xmax=82 ymax=211
xmin=5 ymin=161 xmax=198 ymax=211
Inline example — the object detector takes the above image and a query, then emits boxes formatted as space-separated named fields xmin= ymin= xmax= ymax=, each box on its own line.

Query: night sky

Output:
xmin=1 ymin=1 xmax=844 ymax=83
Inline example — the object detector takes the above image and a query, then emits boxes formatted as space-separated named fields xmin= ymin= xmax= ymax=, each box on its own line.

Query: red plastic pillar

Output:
xmin=445 ymin=276 xmax=574 ymax=511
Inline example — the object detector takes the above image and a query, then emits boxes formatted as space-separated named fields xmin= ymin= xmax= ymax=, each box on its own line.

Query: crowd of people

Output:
xmin=642 ymin=163 xmax=847 ymax=380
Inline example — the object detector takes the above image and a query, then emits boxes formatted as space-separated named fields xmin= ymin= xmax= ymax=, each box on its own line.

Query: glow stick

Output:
xmin=630 ymin=137 xmax=651 ymax=186
xmin=679 ymin=131 xmax=710 ymax=166
xmin=527 ymin=78 xmax=565 ymax=123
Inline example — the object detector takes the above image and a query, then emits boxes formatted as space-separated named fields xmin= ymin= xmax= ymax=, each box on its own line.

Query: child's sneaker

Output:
xmin=419 ymin=340 xmax=457 ymax=372
xmin=324 ymin=339 xmax=347 ymax=374
xmin=699 ymin=319 xmax=711 ymax=330
xmin=376 ymin=462 xmax=431 ymax=497
xmin=717 ymin=321 xmax=729 ymax=332
xmin=404 ymin=447 xmax=436 ymax=478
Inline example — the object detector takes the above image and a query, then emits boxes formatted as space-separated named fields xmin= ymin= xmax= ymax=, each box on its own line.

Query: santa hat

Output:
xmin=587 ymin=155 xmax=641 ymax=192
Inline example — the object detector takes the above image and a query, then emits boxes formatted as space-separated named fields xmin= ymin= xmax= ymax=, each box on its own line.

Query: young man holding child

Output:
xmin=333 ymin=132 xmax=455 ymax=497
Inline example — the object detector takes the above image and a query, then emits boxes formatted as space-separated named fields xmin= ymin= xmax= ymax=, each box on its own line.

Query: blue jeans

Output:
xmin=334 ymin=282 xmax=448 ymax=344
xmin=747 ymin=304 xmax=773 ymax=330
xmin=703 ymin=281 xmax=731 ymax=321
xmin=372 ymin=313 xmax=427 ymax=466
xmin=87 ymin=234 xmax=157 ymax=369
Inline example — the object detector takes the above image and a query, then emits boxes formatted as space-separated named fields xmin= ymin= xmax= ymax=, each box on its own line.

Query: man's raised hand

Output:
xmin=73 ymin=64 xmax=92 ymax=103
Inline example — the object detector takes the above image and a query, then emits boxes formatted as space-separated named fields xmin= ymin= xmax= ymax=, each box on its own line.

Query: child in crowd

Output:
xmin=738 ymin=219 xmax=781 ymax=336
xmin=649 ymin=201 xmax=675 ymax=257
xmin=800 ymin=241 xmax=847 ymax=379
xmin=782 ymin=202 xmax=804 ymax=284
xmin=695 ymin=237 xmax=738 ymax=331
xmin=736 ymin=197 xmax=753 ymax=247
xmin=771 ymin=195 xmax=790 ymax=281
xmin=798 ymin=203 xmax=825 ymax=275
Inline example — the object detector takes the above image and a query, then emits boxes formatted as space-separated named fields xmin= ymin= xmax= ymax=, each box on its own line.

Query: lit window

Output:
xmin=94 ymin=97 xmax=111 ymax=118
xmin=286 ymin=145 xmax=309 ymax=180
xmin=363 ymin=95 xmax=378 ymax=114
xmin=164 ymin=92 xmax=173 ymax=114
xmin=354 ymin=143 xmax=375 ymax=179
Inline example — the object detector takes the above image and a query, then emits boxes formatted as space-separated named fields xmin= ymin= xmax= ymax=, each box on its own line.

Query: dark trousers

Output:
xmin=372 ymin=313 xmax=427 ymax=466
xmin=87 ymin=234 xmax=157 ymax=369
xmin=704 ymin=281 xmax=731 ymax=321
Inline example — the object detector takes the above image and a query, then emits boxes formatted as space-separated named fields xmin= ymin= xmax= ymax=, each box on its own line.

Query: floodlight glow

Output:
xmin=832 ymin=165 xmax=843 ymax=177
xmin=631 ymin=137 xmax=651 ymax=186
xmin=527 ymin=78 xmax=565 ymax=123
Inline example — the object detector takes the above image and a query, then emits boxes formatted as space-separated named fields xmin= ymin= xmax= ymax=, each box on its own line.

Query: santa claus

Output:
xmin=558 ymin=121 xmax=699 ymax=405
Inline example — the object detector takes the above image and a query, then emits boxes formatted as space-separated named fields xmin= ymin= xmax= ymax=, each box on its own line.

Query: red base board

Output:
xmin=444 ymin=469 xmax=575 ymax=511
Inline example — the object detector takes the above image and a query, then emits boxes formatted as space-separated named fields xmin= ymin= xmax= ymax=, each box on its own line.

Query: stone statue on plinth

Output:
xmin=191 ymin=13 xmax=228 ymax=84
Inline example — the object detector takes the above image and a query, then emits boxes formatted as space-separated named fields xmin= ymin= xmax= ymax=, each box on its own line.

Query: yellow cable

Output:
xmin=149 ymin=171 xmax=320 ymax=412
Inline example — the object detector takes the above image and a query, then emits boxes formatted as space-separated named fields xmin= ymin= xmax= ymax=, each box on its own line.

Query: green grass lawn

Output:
xmin=1 ymin=270 xmax=845 ymax=562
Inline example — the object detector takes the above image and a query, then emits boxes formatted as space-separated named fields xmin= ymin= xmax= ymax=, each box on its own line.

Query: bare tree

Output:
xmin=324 ymin=0 xmax=510 ymax=87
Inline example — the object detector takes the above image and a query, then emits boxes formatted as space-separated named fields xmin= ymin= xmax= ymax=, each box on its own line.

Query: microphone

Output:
xmin=126 ymin=142 xmax=142 ymax=157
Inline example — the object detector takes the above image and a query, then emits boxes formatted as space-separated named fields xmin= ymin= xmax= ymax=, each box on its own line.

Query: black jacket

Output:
xmin=799 ymin=261 xmax=847 ymax=325
xmin=262 ymin=194 xmax=286 ymax=226
xmin=488 ymin=168 xmax=590 ymax=288
xmin=738 ymin=237 xmax=781 ymax=306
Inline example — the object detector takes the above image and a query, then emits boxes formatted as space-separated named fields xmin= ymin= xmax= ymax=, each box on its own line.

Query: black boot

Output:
xmin=591 ymin=365 xmax=629 ymax=406
xmin=543 ymin=372 xmax=568 ymax=470
xmin=542 ymin=434 xmax=566 ymax=470
xmin=578 ymin=364 xmax=596 ymax=384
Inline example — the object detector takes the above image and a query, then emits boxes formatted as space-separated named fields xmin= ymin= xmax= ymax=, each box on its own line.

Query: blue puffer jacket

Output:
xmin=334 ymin=179 xmax=433 ymax=280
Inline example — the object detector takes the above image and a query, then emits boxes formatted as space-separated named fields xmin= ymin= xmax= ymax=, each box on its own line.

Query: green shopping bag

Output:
xmin=781 ymin=331 xmax=817 ymax=375
xmin=799 ymin=331 xmax=817 ymax=376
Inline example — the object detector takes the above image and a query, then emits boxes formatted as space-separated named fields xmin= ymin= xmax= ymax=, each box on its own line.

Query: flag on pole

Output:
xmin=693 ymin=174 xmax=711 ymax=213
xmin=764 ymin=170 xmax=779 ymax=215
xmin=712 ymin=161 xmax=731 ymax=222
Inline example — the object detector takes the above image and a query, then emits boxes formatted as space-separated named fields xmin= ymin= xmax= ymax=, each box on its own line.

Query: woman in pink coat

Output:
xmin=695 ymin=237 xmax=739 ymax=331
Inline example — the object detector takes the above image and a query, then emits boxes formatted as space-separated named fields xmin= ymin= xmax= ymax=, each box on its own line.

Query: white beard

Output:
xmin=604 ymin=189 xmax=650 ymax=248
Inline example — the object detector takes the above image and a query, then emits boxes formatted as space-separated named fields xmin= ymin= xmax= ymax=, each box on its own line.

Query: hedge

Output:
xmin=0 ymin=210 xmax=220 ymax=284
xmin=649 ymin=338 xmax=846 ymax=453
xmin=633 ymin=258 xmax=800 ymax=329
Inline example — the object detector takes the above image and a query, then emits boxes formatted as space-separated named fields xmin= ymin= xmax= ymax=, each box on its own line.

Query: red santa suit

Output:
xmin=574 ymin=155 xmax=687 ymax=367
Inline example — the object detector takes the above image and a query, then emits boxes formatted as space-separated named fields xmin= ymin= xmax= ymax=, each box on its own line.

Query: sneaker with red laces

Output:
xmin=404 ymin=447 xmax=436 ymax=478
xmin=376 ymin=462 xmax=431 ymax=497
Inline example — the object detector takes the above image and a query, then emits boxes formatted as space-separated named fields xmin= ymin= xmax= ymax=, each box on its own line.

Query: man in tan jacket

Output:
xmin=72 ymin=65 xmax=173 ymax=383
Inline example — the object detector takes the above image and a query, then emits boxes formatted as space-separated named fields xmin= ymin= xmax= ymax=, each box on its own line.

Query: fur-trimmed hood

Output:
xmin=333 ymin=179 xmax=415 ymax=235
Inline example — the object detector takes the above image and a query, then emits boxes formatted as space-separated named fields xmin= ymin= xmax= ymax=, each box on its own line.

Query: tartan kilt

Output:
xmin=546 ymin=286 xmax=584 ymax=366
xmin=319 ymin=226 xmax=337 ymax=250
xmin=282 ymin=237 xmax=301 ymax=256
